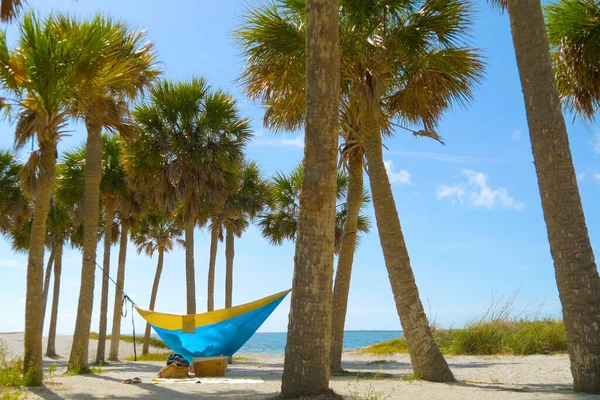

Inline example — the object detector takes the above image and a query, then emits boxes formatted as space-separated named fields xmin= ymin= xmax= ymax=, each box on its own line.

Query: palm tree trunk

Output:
xmin=185 ymin=220 xmax=196 ymax=314
xmin=225 ymin=227 xmax=234 ymax=309
xmin=109 ymin=220 xmax=129 ymax=361
xmin=46 ymin=241 xmax=63 ymax=357
xmin=207 ymin=221 xmax=220 ymax=312
xmin=361 ymin=104 xmax=454 ymax=382
xmin=69 ymin=121 xmax=103 ymax=372
xmin=96 ymin=197 xmax=115 ymax=364
xmin=280 ymin=0 xmax=340 ymax=396
xmin=505 ymin=0 xmax=600 ymax=392
xmin=41 ymin=246 xmax=56 ymax=326
xmin=330 ymin=149 xmax=363 ymax=372
xmin=24 ymin=141 xmax=57 ymax=385
xmin=143 ymin=248 xmax=164 ymax=355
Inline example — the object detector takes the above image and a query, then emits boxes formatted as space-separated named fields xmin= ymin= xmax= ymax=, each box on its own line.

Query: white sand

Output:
xmin=1 ymin=332 xmax=597 ymax=399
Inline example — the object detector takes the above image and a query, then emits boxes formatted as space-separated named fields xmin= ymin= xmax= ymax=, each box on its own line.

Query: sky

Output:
xmin=1 ymin=0 xmax=599 ymax=336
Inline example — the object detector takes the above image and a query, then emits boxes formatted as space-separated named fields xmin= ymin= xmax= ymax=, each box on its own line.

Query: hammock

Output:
xmin=135 ymin=289 xmax=290 ymax=362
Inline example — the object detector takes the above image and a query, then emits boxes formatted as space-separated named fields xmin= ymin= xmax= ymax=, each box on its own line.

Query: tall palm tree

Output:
xmin=0 ymin=14 xmax=80 ymax=384
xmin=94 ymin=134 xmax=131 ymax=364
xmin=122 ymin=77 xmax=251 ymax=315
xmin=109 ymin=205 xmax=140 ymax=361
xmin=492 ymin=0 xmax=600 ymax=393
xmin=236 ymin=0 xmax=483 ymax=381
xmin=59 ymin=15 xmax=160 ymax=371
xmin=546 ymin=0 xmax=600 ymax=120
xmin=56 ymin=135 xmax=135 ymax=364
xmin=275 ymin=0 xmax=340 ymax=394
xmin=259 ymin=165 xmax=370 ymax=249
xmin=131 ymin=212 xmax=182 ymax=355
xmin=207 ymin=160 xmax=270 ymax=311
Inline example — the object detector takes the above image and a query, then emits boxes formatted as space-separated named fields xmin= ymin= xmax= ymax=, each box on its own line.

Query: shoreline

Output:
xmin=0 ymin=332 xmax=584 ymax=399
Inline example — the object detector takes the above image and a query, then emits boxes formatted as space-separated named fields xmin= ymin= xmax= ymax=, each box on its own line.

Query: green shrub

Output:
xmin=0 ymin=341 xmax=25 ymax=388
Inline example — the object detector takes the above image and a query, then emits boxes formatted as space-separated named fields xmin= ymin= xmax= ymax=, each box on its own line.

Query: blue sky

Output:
xmin=1 ymin=0 xmax=599 ymax=336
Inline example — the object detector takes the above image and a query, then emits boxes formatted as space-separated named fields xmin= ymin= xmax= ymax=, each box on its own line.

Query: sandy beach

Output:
xmin=1 ymin=332 xmax=598 ymax=399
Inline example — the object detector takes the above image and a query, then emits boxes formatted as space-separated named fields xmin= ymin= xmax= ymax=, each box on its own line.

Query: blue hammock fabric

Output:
xmin=135 ymin=290 xmax=289 ymax=362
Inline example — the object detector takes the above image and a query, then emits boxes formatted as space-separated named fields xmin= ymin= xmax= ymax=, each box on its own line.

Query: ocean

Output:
xmin=238 ymin=330 xmax=403 ymax=354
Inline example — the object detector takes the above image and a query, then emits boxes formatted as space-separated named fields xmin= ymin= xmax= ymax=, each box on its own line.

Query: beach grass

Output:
xmin=124 ymin=352 xmax=172 ymax=362
xmin=362 ymin=319 xmax=566 ymax=356
xmin=333 ymin=370 xmax=393 ymax=379
xmin=0 ymin=341 xmax=25 ymax=388
xmin=89 ymin=332 xmax=168 ymax=349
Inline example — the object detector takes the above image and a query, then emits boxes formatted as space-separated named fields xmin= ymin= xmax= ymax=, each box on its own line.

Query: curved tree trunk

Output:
xmin=143 ymin=248 xmax=164 ymax=355
xmin=505 ymin=0 xmax=600 ymax=393
xmin=109 ymin=220 xmax=129 ymax=361
xmin=330 ymin=149 xmax=363 ymax=372
xmin=361 ymin=105 xmax=454 ymax=382
xmin=185 ymin=220 xmax=196 ymax=314
xmin=69 ymin=121 xmax=103 ymax=372
xmin=41 ymin=246 xmax=56 ymax=326
xmin=24 ymin=140 xmax=57 ymax=385
xmin=96 ymin=197 xmax=115 ymax=364
xmin=280 ymin=0 xmax=340 ymax=396
xmin=225 ymin=227 xmax=234 ymax=309
xmin=46 ymin=241 xmax=63 ymax=357
xmin=207 ymin=221 xmax=220 ymax=312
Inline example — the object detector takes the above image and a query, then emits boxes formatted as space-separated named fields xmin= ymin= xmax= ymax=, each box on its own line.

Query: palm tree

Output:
xmin=252 ymin=0 xmax=342 ymax=394
xmin=60 ymin=14 xmax=160 ymax=371
xmin=546 ymin=0 xmax=600 ymax=120
xmin=131 ymin=212 xmax=182 ymax=355
xmin=491 ymin=0 xmax=600 ymax=393
xmin=0 ymin=0 xmax=21 ymax=22
xmin=44 ymin=202 xmax=75 ymax=358
xmin=109 ymin=205 xmax=140 ymax=361
xmin=207 ymin=160 xmax=270 ymax=311
xmin=122 ymin=77 xmax=251 ymax=315
xmin=0 ymin=14 xmax=80 ymax=384
xmin=0 ymin=150 xmax=29 ymax=234
xmin=259 ymin=165 xmax=370 ymax=249
xmin=237 ymin=0 xmax=483 ymax=382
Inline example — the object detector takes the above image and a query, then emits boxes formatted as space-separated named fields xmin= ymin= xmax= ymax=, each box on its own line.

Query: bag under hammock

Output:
xmin=135 ymin=289 xmax=290 ymax=362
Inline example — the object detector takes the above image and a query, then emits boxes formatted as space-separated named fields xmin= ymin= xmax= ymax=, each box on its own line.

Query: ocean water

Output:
xmin=238 ymin=330 xmax=403 ymax=354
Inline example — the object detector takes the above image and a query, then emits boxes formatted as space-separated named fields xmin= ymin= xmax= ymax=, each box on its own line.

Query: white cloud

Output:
xmin=383 ymin=159 xmax=411 ymax=185
xmin=578 ymin=173 xmax=586 ymax=182
xmin=252 ymin=134 xmax=304 ymax=149
xmin=436 ymin=185 xmax=465 ymax=204
xmin=437 ymin=169 xmax=524 ymax=210
xmin=18 ymin=298 xmax=25 ymax=303
xmin=594 ymin=173 xmax=600 ymax=182
xmin=512 ymin=130 xmax=521 ymax=141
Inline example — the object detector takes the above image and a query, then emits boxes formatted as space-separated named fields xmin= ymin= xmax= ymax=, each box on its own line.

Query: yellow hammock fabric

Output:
xmin=134 ymin=289 xmax=291 ymax=361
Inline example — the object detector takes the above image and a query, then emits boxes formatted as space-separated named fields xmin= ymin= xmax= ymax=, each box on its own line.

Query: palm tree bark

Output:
xmin=96 ymin=197 xmax=115 ymax=364
xmin=185 ymin=220 xmax=196 ymax=314
xmin=46 ymin=241 xmax=63 ymax=357
xmin=505 ymin=0 xmax=600 ymax=392
xmin=330 ymin=150 xmax=363 ymax=372
xmin=41 ymin=246 xmax=56 ymax=326
xmin=109 ymin=220 xmax=129 ymax=361
xmin=69 ymin=122 xmax=103 ymax=372
xmin=280 ymin=0 xmax=340 ymax=396
xmin=143 ymin=248 xmax=164 ymax=355
xmin=361 ymin=104 xmax=454 ymax=382
xmin=225 ymin=227 xmax=234 ymax=309
xmin=207 ymin=221 xmax=220 ymax=312
xmin=24 ymin=141 xmax=56 ymax=385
